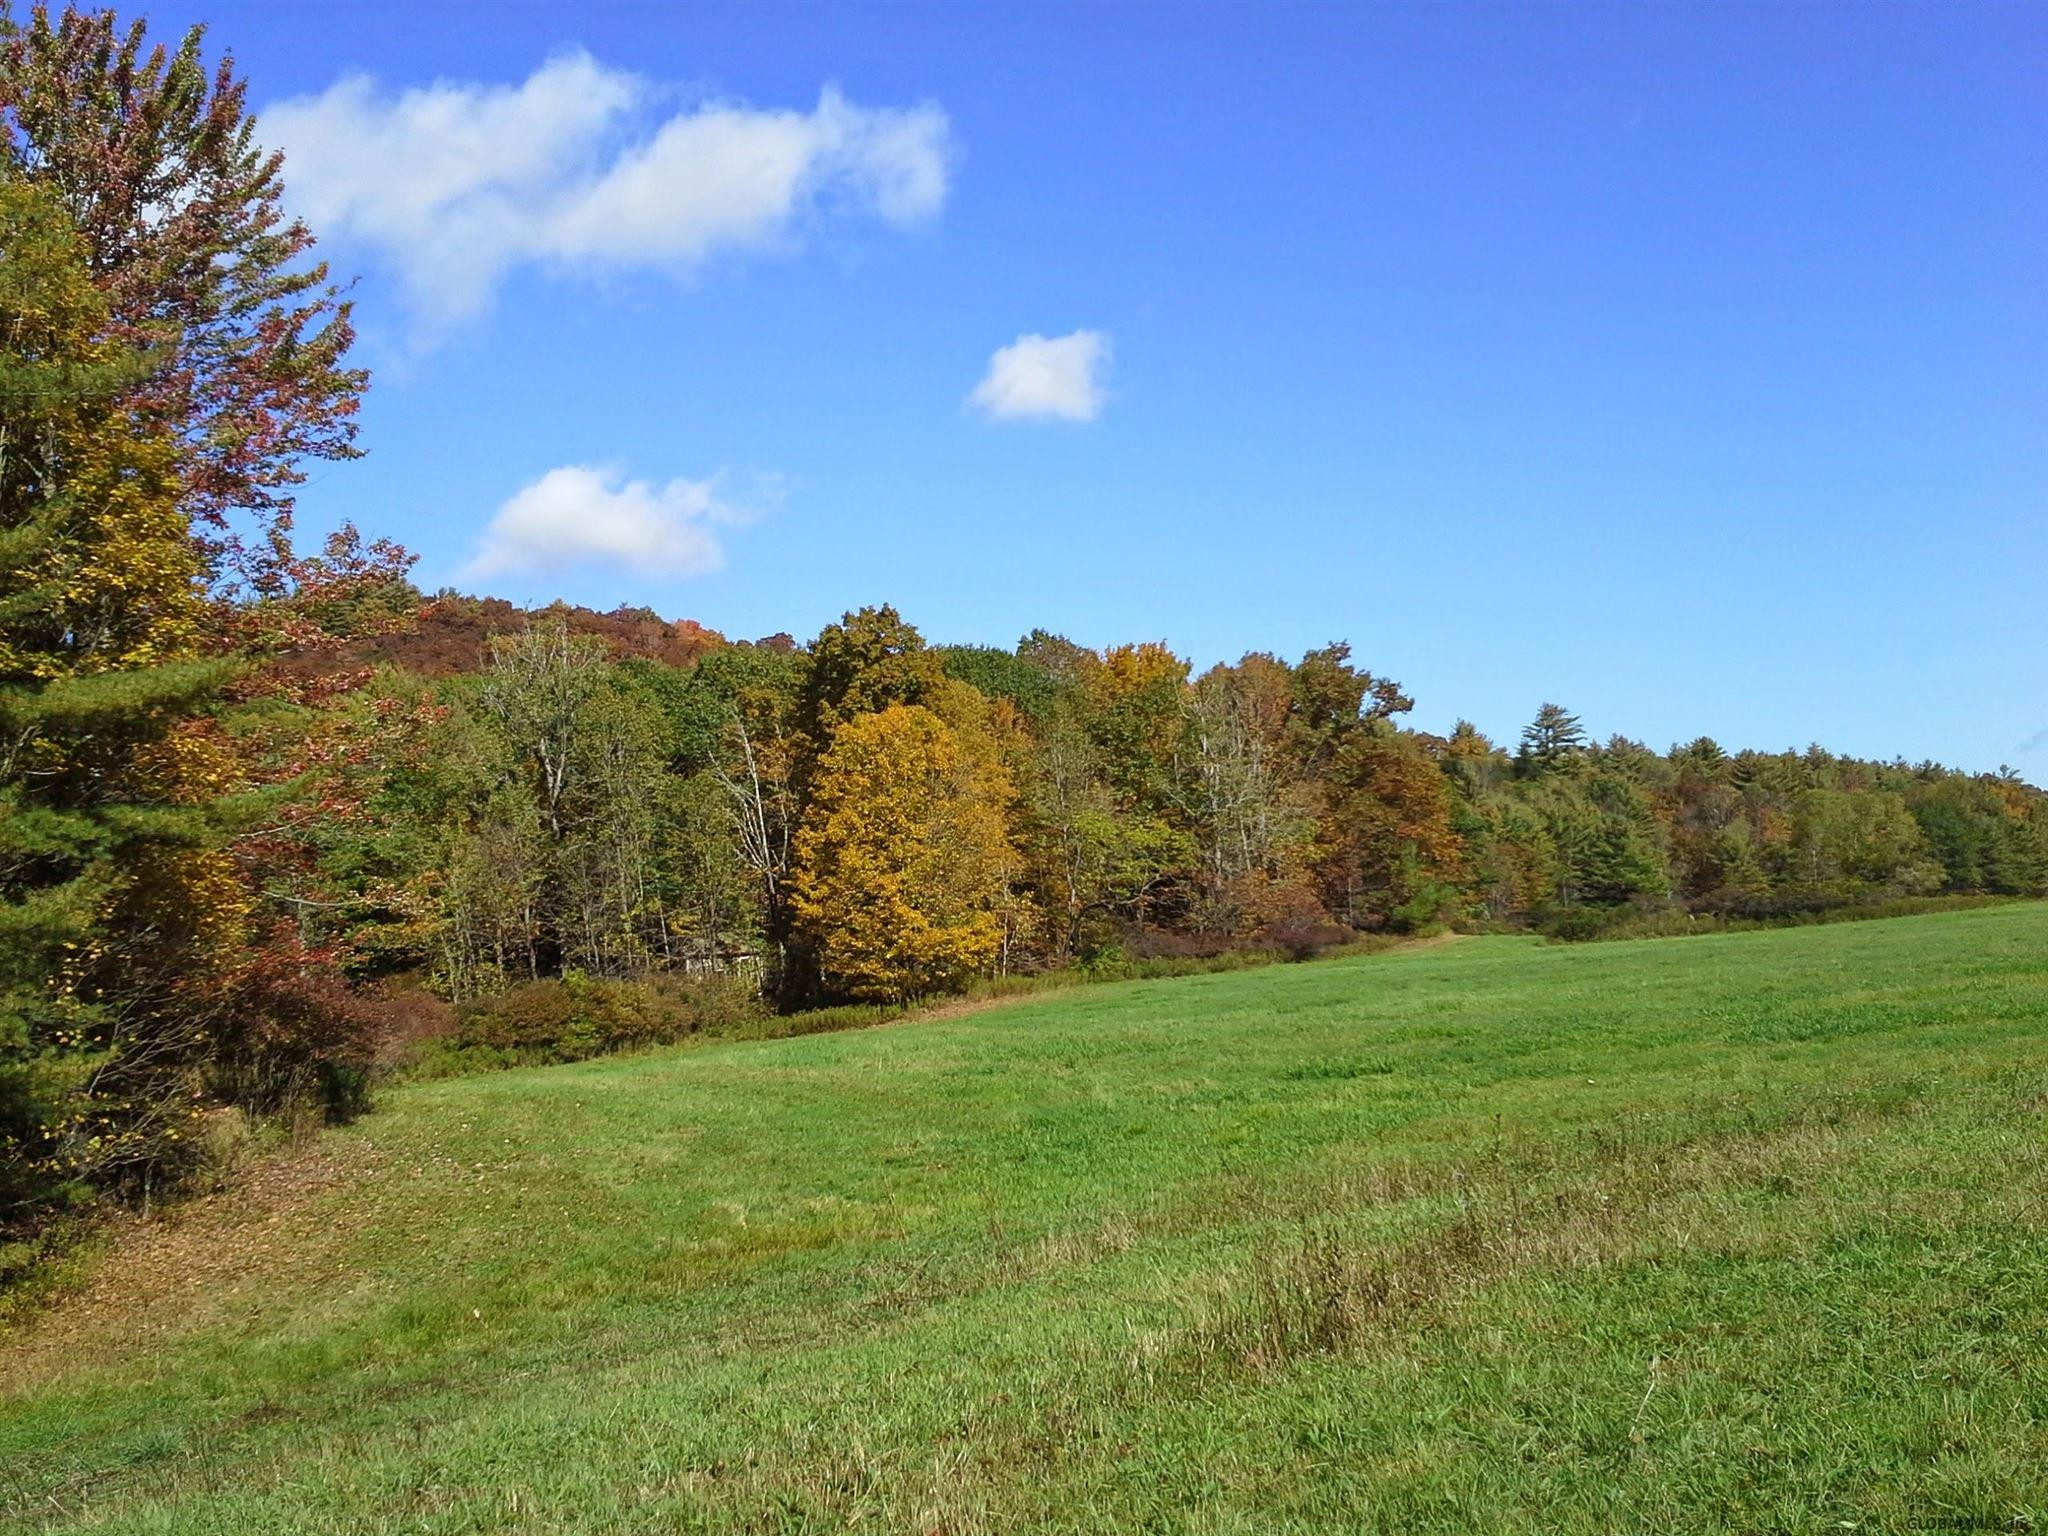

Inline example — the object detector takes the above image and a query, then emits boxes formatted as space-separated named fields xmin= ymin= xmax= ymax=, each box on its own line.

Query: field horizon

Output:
xmin=5 ymin=904 xmax=2047 ymax=1534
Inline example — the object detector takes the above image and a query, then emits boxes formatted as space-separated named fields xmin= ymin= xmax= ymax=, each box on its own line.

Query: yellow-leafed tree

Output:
xmin=791 ymin=704 xmax=1017 ymax=1001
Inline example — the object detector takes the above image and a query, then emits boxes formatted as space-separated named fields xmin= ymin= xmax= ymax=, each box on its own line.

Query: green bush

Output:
xmin=418 ymin=973 xmax=766 ymax=1075
xmin=1541 ymin=892 xmax=2018 ymax=944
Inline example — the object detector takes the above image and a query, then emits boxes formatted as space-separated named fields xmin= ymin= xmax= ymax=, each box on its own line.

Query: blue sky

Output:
xmin=164 ymin=1 xmax=2044 ymax=776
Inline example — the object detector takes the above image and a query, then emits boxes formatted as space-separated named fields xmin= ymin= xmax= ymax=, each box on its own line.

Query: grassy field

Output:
xmin=4 ymin=906 xmax=2047 ymax=1534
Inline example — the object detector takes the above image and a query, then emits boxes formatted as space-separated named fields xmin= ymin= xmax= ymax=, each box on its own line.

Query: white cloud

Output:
xmin=463 ymin=465 xmax=759 ymax=580
xmin=969 ymin=330 xmax=1111 ymax=422
xmin=262 ymin=54 xmax=954 ymax=324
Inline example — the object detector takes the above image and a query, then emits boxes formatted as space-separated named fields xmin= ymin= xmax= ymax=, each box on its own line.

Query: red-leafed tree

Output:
xmin=0 ymin=1 xmax=367 ymax=594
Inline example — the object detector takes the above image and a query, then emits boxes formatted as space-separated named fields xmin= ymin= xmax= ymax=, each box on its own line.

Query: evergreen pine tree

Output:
xmin=1516 ymin=702 xmax=1587 ymax=772
xmin=0 ymin=179 xmax=237 ymax=1223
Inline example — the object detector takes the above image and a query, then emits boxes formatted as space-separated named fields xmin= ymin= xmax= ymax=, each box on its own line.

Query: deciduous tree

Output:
xmin=791 ymin=705 xmax=1016 ymax=1001
xmin=1 ymin=2 xmax=366 ymax=588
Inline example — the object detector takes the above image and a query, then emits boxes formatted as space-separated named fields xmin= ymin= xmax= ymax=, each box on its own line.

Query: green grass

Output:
xmin=4 ymin=905 xmax=2047 ymax=1534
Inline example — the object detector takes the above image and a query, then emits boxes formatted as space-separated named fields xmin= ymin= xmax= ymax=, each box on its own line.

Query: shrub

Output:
xmin=208 ymin=933 xmax=381 ymax=1126
xmin=1122 ymin=927 xmax=1254 ymax=962
xmin=1257 ymin=915 xmax=1359 ymax=962
xmin=1541 ymin=891 xmax=2017 ymax=944
xmin=424 ymin=973 xmax=767 ymax=1074
xmin=360 ymin=985 xmax=458 ymax=1071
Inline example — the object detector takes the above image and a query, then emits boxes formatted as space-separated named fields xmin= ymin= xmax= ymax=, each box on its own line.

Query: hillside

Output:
xmin=5 ymin=906 xmax=2047 ymax=1533
xmin=279 ymin=592 xmax=747 ymax=680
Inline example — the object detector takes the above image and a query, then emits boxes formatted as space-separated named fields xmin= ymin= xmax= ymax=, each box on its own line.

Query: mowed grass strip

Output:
xmin=3 ymin=905 xmax=2046 ymax=1534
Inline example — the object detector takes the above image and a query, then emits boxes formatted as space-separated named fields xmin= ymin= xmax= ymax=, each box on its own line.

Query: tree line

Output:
xmin=3 ymin=3 xmax=2044 ymax=1254
xmin=306 ymin=599 xmax=2048 ymax=1017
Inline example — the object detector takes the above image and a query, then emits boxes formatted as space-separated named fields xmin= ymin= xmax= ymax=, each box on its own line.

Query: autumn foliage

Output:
xmin=2 ymin=6 xmax=393 ymax=1239
xmin=6 ymin=4 xmax=2048 ymax=1259
xmin=0 ymin=0 xmax=364 ymax=587
xmin=791 ymin=705 xmax=1017 ymax=1001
